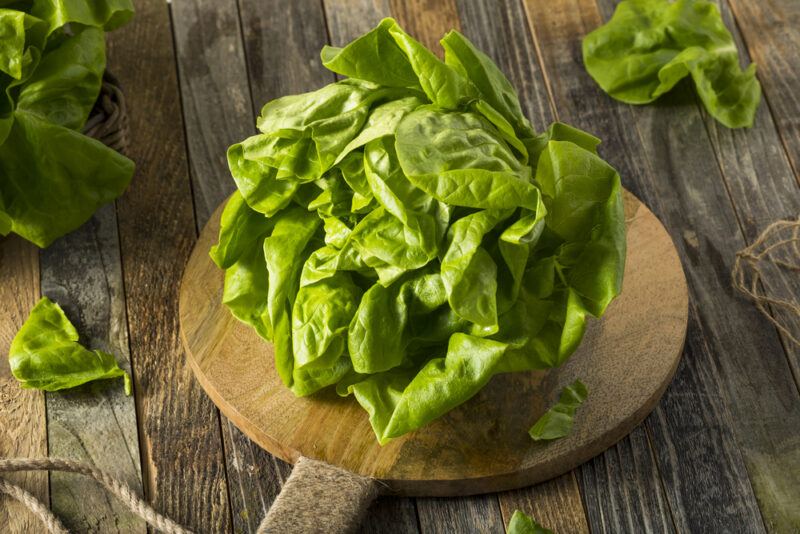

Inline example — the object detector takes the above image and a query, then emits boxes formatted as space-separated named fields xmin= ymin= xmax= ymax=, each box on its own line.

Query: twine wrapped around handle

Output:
xmin=257 ymin=457 xmax=380 ymax=534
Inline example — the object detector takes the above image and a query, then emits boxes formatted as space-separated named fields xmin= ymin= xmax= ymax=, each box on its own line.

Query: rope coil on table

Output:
xmin=732 ymin=216 xmax=800 ymax=346
xmin=0 ymin=457 xmax=379 ymax=534
xmin=82 ymin=71 xmax=131 ymax=155
xmin=0 ymin=458 xmax=193 ymax=534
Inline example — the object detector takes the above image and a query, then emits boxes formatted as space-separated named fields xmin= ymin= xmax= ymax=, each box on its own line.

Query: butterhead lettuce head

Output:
xmin=212 ymin=18 xmax=626 ymax=444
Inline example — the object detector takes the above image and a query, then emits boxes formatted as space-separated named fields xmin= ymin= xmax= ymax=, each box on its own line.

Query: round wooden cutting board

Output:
xmin=179 ymin=190 xmax=688 ymax=497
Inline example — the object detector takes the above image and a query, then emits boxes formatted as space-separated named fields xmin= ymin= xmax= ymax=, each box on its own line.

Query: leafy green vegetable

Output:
xmin=9 ymin=297 xmax=131 ymax=394
xmin=0 ymin=0 xmax=134 ymax=247
xmin=582 ymin=0 xmax=760 ymax=128
xmin=213 ymin=18 xmax=625 ymax=443
xmin=507 ymin=510 xmax=553 ymax=534
xmin=528 ymin=379 xmax=588 ymax=441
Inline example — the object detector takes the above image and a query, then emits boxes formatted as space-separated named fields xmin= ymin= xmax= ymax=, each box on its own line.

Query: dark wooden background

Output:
xmin=1 ymin=0 xmax=798 ymax=532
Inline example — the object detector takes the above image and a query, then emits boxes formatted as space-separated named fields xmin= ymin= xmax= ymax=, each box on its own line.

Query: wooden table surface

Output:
xmin=1 ymin=0 xmax=798 ymax=532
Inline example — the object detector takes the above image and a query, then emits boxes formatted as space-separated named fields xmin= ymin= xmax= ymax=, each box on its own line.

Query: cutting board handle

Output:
xmin=258 ymin=456 xmax=379 ymax=533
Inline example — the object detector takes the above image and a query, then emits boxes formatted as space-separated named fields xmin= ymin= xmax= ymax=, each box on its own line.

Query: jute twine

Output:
xmin=82 ymin=71 xmax=130 ymax=155
xmin=732 ymin=216 xmax=800 ymax=346
xmin=0 ymin=458 xmax=193 ymax=533
xmin=0 ymin=456 xmax=379 ymax=533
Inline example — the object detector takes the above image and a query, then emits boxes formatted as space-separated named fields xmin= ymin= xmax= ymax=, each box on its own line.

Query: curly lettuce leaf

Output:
xmin=582 ymin=0 xmax=760 ymax=128
xmin=528 ymin=379 xmax=588 ymax=441
xmin=9 ymin=297 xmax=131 ymax=394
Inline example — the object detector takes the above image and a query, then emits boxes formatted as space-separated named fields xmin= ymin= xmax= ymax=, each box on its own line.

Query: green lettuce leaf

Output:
xmin=9 ymin=297 xmax=131 ymax=394
xmin=582 ymin=0 xmax=760 ymax=128
xmin=528 ymin=379 xmax=588 ymax=441
xmin=0 ymin=109 xmax=133 ymax=247
xmin=507 ymin=510 xmax=553 ymax=534
xmin=0 ymin=0 xmax=134 ymax=247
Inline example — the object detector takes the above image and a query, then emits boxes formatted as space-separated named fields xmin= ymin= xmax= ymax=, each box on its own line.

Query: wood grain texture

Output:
xmin=602 ymin=0 xmax=800 ymax=528
xmin=498 ymin=472 xmax=590 ymax=534
xmin=525 ymin=0 xmax=800 ymax=530
xmin=702 ymin=0 xmax=800 ymax=395
xmin=107 ymin=0 xmax=231 ymax=531
xmin=324 ymin=0 xmax=391 ymax=46
xmin=0 ymin=236 xmax=47 ymax=533
xmin=578 ymin=426 xmax=675 ymax=533
xmin=726 ymin=0 xmax=800 ymax=179
xmin=416 ymin=495 xmax=505 ymax=534
xmin=179 ymin=190 xmax=687 ymax=495
xmin=238 ymin=0 xmax=332 ymax=107
xmin=170 ymin=0 xmax=248 ymax=226
xmin=169 ymin=1 xmax=285 ymax=531
xmin=358 ymin=497 xmax=420 ymax=534
xmin=39 ymin=204 xmax=145 ymax=533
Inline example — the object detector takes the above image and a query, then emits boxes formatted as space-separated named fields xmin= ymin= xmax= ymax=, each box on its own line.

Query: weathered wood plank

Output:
xmin=498 ymin=473 xmax=590 ymax=534
xmin=578 ymin=426 xmax=675 ymax=533
xmin=168 ymin=1 xmax=288 ymax=531
xmin=107 ymin=0 xmax=232 ymax=530
xmin=0 ymin=236 xmax=47 ymax=533
xmin=324 ymin=0 xmax=391 ymax=48
xmin=525 ymin=0 xmax=800 ymax=530
xmin=358 ymin=497 xmax=420 ymax=534
xmin=416 ymin=495 xmax=505 ymax=534
xmin=726 ymin=0 xmax=800 ymax=179
xmin=222 ymin=421 xmax=292 ymax=533
xmin=238 ymin=0 xmax=331 ymax=106
xmin=702 ymin=0 xmax=800 ymax=392
xmin=170 ymin=0 xmax=249 ymax=226
xmin=40 ymin=204 xmax=145 ymax=533
xmin=388 ymin=1 xmax=506 ymax=530
xmin=322 ymin=1 xmax=421 ymax=531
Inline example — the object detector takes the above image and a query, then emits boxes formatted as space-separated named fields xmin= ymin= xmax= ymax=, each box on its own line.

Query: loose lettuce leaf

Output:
xmin=507 ymin=510 xmax=554 ymax=534
xmin=9 ymin=297 xmax=131 ymax=394
xmin=0 ymin=0 xmax=134 ymax=247
xmin=582 ymin=0 xmax=760 ymax=128
xmin=214 ymin=18 xmax=626 ymax=444
xmin=528 ymin=379 xmax=588 ymax=441
xmin=0 ymin=110 xmax=134 ymax=247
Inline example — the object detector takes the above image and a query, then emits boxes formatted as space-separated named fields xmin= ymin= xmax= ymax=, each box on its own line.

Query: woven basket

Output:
xmin=82 ymin=71 xmax=130 ymax=155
